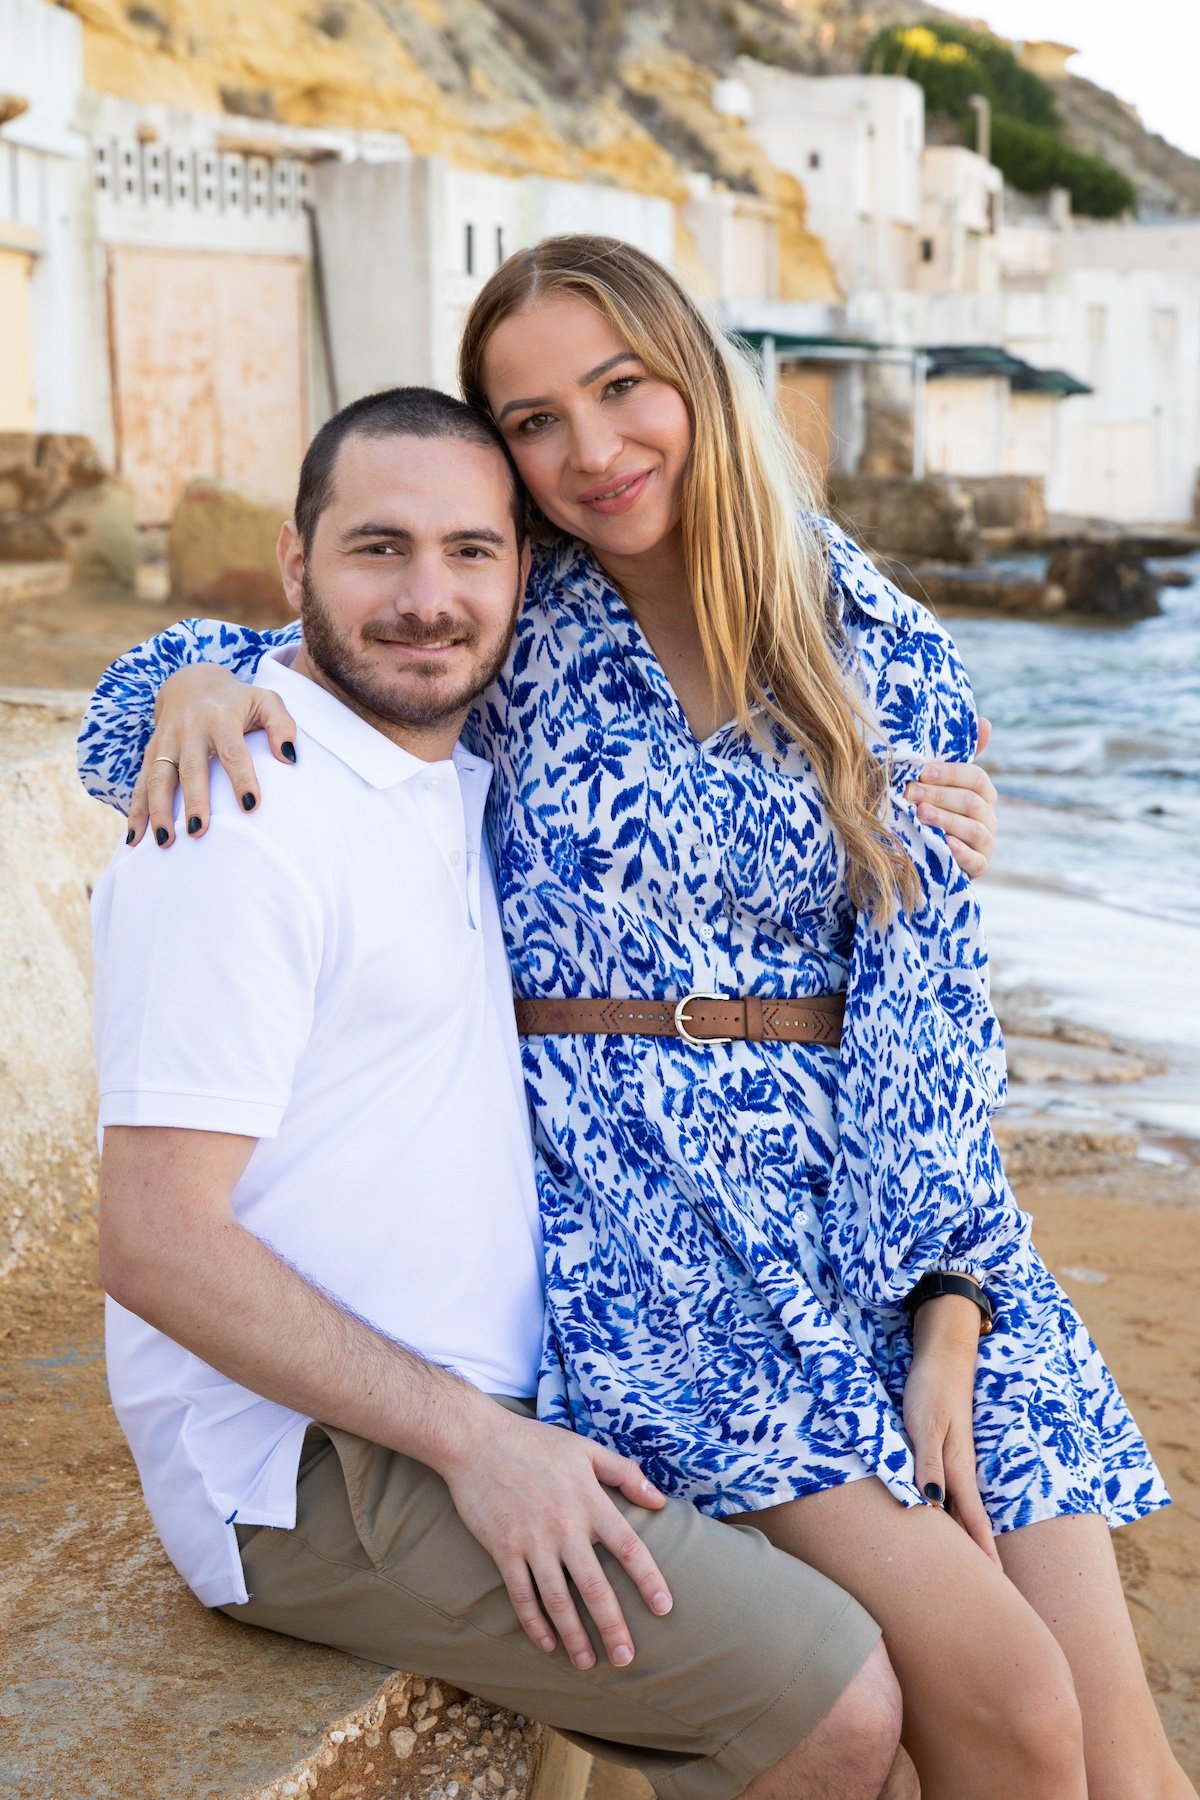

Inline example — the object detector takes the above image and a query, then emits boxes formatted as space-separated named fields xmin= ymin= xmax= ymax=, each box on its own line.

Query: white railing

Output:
xmin=92 ymin=139 xmax=311 ymax=217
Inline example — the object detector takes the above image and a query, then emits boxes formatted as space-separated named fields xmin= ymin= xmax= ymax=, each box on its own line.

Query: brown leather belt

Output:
xmin=513 ymin=993 xmax=845 ymax=1048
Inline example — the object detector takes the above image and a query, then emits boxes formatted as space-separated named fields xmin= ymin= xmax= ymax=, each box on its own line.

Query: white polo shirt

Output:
xmin=91 ymin=647 xmax=545 ymax=1608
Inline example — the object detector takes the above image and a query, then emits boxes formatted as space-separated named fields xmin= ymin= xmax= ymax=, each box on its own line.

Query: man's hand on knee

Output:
xmin=438 ymin=1404 xmax=674 ymax=1672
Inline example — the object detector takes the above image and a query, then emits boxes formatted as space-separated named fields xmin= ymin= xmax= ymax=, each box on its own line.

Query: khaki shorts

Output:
xmin=222 ymin=1405 xmax=879 ymax=1800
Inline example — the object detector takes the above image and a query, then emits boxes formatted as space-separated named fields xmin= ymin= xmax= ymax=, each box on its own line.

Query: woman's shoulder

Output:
xmin=816 ymin=516 xmax=943 ymax=650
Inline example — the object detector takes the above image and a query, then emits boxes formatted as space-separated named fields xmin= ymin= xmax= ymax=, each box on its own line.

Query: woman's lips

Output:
xmin=577 ymin=469 xmax=652 ymax=516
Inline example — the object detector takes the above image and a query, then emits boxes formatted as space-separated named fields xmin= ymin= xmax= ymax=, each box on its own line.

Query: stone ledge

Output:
xmin=0 ymin=560 xmax=70 ymax=610
xmin=0 ymin=1215 xmax=592 ymax=1800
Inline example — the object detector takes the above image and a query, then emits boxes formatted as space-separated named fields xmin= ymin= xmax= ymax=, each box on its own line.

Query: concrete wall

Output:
xmin=925 ymin=375 xmax=1009 ymax=479
xmin=0 ymin=247 xmax=35 ymax=428
xmin=315 ymin=156 xmax=678 ymax=403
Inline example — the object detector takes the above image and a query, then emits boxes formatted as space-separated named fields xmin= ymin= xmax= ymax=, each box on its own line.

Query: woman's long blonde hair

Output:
xmin=459 ymin=234 xmax=918 ymax=920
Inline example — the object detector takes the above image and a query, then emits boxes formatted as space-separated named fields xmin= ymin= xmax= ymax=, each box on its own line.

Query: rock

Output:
xmin=0 ymin=431 xmax=108 ymax=516
xmin=47 ymin=477 xmax=139 ymax=591
xmin=878 ymin=557 xmax=1048 ymax=617
xmin=1044 ymin=542 xmax=1162 ymax=621
xmin=0 ymin=560 xmax=70 ymax=610
xmin=1157 ymin=566 xmax=1194 ymax=588
xmin=954 ymin=475 xmax=1047 ymax=534
xmin=0 ymin=433 xmax=136 ymax=594
xmin=992 ymin=1114 xmax=1139 ymax=1180
xmin=168 ymin=478 xmax=291 ymax=622
xmin=1005 ymin=1034 xmax=1160 ymax=1087
xmin=828 ymin=476 xmax=979 ymax=564
xmin=0 ymin=698 xmax=121 ymax=1278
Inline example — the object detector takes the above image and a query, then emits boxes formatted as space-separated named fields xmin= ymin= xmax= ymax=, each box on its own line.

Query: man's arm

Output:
xmin=100 ymin=1126 xmax=673 ymax=1671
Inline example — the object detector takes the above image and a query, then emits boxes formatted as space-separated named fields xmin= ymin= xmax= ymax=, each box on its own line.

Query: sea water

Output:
xmin=948 ymin=555 xmax=1200 ymax=1116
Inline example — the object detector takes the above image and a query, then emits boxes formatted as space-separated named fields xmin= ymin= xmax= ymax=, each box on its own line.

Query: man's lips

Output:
xmin=371 ymin=635 xmax=470 ymax=658
xmin=575 ymin=469 xmax=652 ymax=515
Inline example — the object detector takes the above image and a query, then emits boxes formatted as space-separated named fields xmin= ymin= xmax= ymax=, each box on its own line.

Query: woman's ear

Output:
xmin=276 ymin=520 xmax=305 ymax=616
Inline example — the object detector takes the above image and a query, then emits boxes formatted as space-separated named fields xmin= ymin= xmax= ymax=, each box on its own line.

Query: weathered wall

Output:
xmin=0 ymin=695 xmax=119 ymax=1277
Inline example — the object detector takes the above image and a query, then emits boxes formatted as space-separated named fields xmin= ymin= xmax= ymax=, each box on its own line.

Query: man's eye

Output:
xmin=362 ymin=542 xmax=398 ymax=555
xmin=457 ymin=546 xmax=491 ymax=560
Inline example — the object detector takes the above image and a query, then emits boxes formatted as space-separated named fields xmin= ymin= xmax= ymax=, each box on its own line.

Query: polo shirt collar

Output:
xmin=254 ymin=646 xmax=490 ymax=789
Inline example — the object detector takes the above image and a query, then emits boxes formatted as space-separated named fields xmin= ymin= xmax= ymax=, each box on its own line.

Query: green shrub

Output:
xmin=989 ymin=116 xmax=1136 ymax=216
xmin=866 ymin=21 xmax=1136 ymax=218
xmin=868 ymin=22 xmax=1059 ymax=128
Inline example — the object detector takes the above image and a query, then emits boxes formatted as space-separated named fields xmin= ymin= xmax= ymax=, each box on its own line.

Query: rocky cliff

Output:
xmin=63 ymin=0 xmax=1200 ymax=251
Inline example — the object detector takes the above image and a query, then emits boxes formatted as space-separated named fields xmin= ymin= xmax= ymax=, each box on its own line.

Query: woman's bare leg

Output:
xmin=732 ymin=1477 xmax=1086 ymax=1800
xmin=998 ymin=1514 xmax=1196 ymax=1800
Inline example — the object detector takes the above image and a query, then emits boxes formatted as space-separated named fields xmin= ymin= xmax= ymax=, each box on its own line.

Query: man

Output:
xmin=93 ymin=387 xmax=900 ymax=1800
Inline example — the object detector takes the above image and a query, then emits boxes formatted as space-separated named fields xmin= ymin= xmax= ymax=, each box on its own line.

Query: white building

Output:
xmin=726 ymin=60 xmax=1200 ymax=523
xmin=737 ymin=65 xmax=924 ymax=296
xmin=1000 ymin=219 xmax=1200 ymax=521
xmin=0 ymin=0 xmax=675 ymax=527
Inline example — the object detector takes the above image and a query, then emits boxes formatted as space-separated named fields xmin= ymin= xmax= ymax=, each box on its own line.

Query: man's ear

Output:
xmin=277 ymin=520 xmax=305 ymax=617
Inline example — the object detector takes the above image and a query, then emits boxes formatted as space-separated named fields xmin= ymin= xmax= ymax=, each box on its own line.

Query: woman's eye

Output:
xmin=516 ymin=412 xmax=554 ymax=436
xmin=607 ymin=376 xmax=640 ymax=398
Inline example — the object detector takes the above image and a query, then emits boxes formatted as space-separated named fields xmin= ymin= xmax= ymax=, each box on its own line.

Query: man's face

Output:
xmin=282 ymin=432 xmax=528 ymax=735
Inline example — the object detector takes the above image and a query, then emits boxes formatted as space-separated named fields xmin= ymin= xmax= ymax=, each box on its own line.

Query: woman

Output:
xmin=79 ymin=238 xmax=1188 ymax=1799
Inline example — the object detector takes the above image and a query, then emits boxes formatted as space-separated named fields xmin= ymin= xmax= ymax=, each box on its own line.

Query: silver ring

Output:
xmin=152 ymin=755 xmax=180 ymax=768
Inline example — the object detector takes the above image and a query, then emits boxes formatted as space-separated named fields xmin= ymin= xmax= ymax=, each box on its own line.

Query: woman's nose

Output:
xmin=567 ymin=415 xmax=622 ymax=474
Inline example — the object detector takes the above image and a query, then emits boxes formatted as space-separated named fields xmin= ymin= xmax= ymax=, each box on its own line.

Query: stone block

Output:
xmin=828 ymin=476 xmax=979 ymax=564
xmin=954 ymin=475 xmax=1047 ymax=534
xmin=168 ymin=477 xmax=292 ymax=622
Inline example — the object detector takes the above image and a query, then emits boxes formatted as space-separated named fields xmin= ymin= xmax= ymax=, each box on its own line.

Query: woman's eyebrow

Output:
xmin=496 ymin=352 xmax=642 ymax=421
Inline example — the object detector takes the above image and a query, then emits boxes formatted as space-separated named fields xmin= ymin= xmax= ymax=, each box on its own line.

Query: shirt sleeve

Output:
xmin=820 ymin=528 xmax=1028 ymax=1307
xmin=93 ymin=802 xmax=320 ymax=1138
xmin=77 ymin=618 xmax=301 ymax=814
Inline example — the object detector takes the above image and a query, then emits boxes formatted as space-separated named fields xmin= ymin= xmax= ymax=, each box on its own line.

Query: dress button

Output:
xmin=699 ymin=923 xmax=716 ymax=941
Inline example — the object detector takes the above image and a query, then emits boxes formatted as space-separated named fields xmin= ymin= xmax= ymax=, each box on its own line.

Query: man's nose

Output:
xmin=391 ymin=555 xmax=453 ymax=616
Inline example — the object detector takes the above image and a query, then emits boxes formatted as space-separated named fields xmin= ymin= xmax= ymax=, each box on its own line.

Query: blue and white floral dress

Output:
xmin=78 ymin=521 xmax=1167 ymax=1534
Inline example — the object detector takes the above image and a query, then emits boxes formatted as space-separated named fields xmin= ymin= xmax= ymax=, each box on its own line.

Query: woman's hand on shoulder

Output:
xmin=903 ymin=1291 xmax=1001 ymax=1565
xmin=127 ymin=664 xmax=298 ymax=849
xmin=905 ymin=717 xmax=997 ymax=880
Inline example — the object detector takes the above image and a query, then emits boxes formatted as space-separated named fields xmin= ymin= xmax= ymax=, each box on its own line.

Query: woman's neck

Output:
xmin=591 ymin=529 xmax=733 ymax=742
xmin=593 ymin=527 xmax=693 ymax=630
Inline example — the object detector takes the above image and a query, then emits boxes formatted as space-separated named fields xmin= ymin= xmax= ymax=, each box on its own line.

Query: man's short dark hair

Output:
xmin=293 ymin=386 xmax=525 ymax=550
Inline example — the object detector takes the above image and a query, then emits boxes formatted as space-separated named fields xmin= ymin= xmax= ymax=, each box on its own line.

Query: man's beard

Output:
xmin=300 ymin=566 xmax=520 ymax=731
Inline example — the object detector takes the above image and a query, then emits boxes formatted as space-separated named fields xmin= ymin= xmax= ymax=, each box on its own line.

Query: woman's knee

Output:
xmin=986 ymin=1636 xmax=1086 ymax=1795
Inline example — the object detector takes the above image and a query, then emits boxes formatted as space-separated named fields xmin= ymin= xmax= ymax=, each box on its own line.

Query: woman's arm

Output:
xmin=77 ymin=618 xmax=301 ymax=843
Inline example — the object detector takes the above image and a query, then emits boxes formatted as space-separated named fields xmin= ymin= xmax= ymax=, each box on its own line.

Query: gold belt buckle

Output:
xmin=673 ymin=991 xmax=732 ymax=1048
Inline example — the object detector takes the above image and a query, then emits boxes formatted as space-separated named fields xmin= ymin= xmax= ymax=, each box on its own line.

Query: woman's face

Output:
xmin=481 ymin=292 xmax=693 ymax=563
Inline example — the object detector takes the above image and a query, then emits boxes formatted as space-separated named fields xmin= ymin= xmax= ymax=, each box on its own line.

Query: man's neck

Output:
xmin=289 ymin=644 xmax=466 ymax=764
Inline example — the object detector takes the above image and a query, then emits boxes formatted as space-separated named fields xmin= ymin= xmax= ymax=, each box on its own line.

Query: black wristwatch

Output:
xmin=904 ymin=1270 xmax=994 ymax=1335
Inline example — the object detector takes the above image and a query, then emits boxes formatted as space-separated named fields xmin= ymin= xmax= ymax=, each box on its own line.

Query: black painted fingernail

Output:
xmin=155 ymin=826 xmax=169 ymax=846
xmin=923 ymin=1482 xmax=945 ymax=1505
xmin=242 ymin=793 xmax=257 ymax=812
xmin=281 ymin=740 xmax=296 ymax=763
xmin=125 ymin=829 xmax=135 ymax=846
xmin=187 ymin=816 xmax=202 ymax=835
